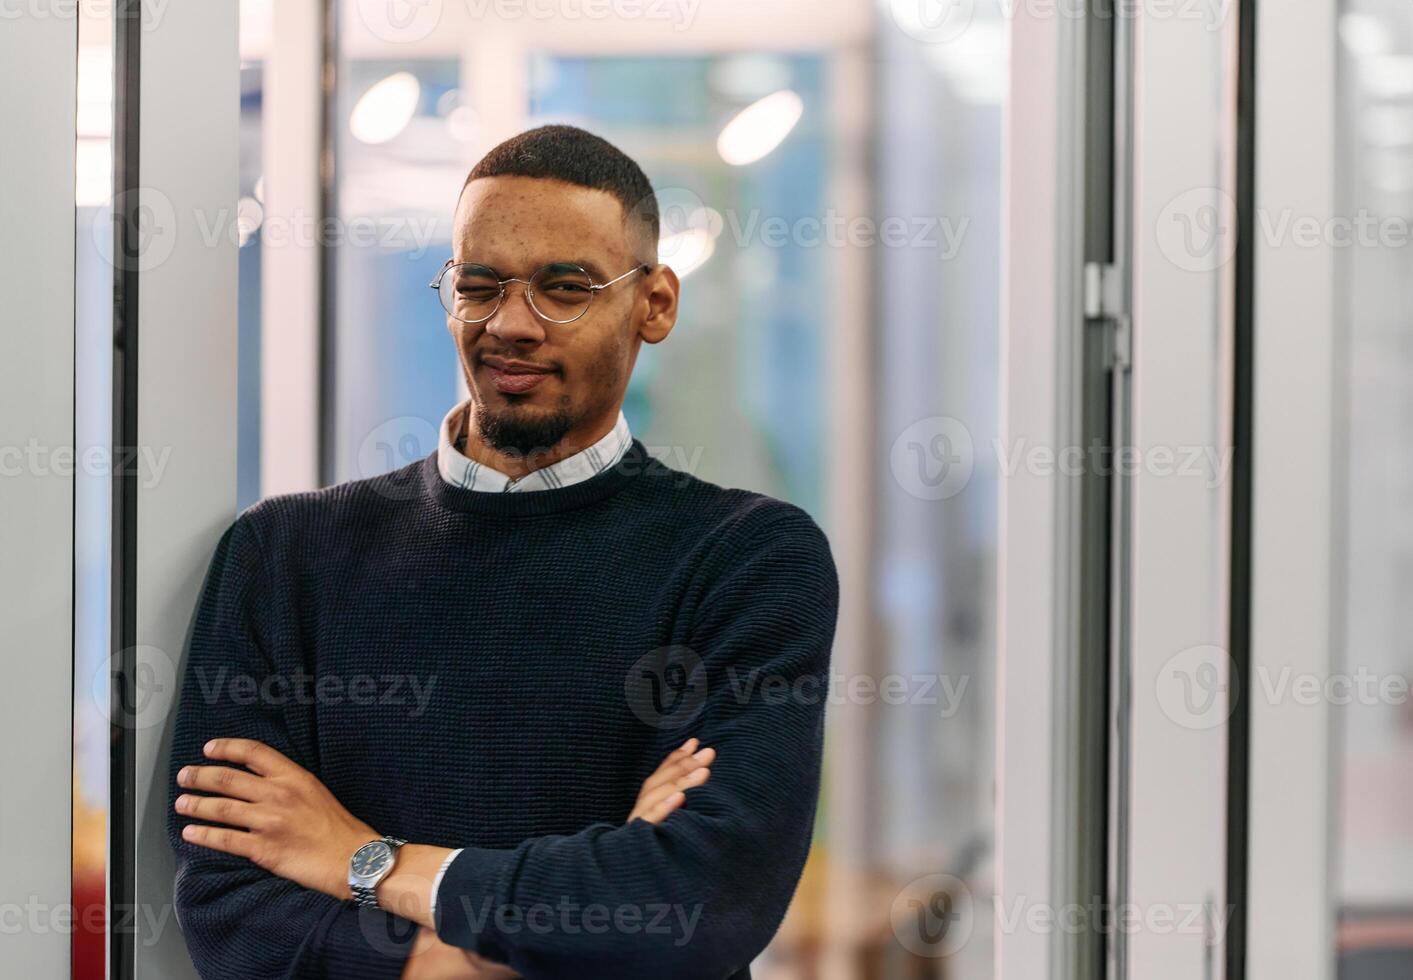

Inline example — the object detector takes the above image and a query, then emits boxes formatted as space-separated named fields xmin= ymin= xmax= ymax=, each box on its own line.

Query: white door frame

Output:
xmin=0 ymin=8 xmax=78 ymax=976
xmin=996 ymin=3 xmax=1089 ymax=976
xmin=115 ymin=2 xmax=241 ymax=976
xmin=1244 ymin=1 xmax=1339 ymax=977
xmin=1122 ymin=2 xmax=1242 ymax=977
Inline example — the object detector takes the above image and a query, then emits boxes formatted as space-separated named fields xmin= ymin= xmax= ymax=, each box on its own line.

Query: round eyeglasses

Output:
xmin=430 ymin=260 xmax=650 ymax=324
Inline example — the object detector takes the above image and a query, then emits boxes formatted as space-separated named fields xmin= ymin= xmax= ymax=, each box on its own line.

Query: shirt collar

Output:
xmin=436 ymin=397 xmax=633 ymax=493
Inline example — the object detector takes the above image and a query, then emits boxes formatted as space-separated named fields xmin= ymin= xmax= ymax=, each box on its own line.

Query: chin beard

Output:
xmin=474 ymin=405 xmax=577 ymax=459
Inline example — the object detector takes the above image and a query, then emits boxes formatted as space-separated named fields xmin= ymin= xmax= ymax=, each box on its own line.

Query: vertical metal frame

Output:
xmin=0 ymin=8 xmax=78 ymax=976
xmin=1078 ymin=7 xmax=1126 ymax=980
xmin=996 ymin=2 xmax=1091 ymax=976
xmin=1102 ymin=5 xmax=1136 ymax=976
xmin=112 ymin=3 xmax=141 ymax=976
xmin=1243 ymin=0 xmax=1338 ymax=975
xmin=1224 ymin=0 xmax=1258 ymax=974
xmin=317 ymin=0 xmax=340 ymax=488
xmin=1121 ymin=1 xmax=1241 ymax=976
xmin=110 ymin=0 xmax=241 ymax=976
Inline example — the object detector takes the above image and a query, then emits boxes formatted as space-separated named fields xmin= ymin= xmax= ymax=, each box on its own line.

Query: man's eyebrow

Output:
xmin=453 ymin=258 xmax=612 ymax=279
xmin=563 ymin=258 xmax=607 ymax=279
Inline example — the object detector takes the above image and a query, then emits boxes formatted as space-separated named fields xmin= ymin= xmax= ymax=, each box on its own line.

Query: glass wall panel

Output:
xmin=332 ymin=55 xmax=463 ymax=484
xmin=74 ymin=5 xmax=113 ymax=975
xmin=871 ymin=11 xmax=1003 ymax=978
xmin=1335 ymin=4 xmax=1413 ymax=975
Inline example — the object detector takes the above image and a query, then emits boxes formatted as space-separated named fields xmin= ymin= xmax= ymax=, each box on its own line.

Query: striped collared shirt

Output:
xmin=435 ymin=397 xmax=633 ymax=493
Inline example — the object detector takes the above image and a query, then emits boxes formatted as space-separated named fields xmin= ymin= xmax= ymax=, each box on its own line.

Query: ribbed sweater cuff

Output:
xmin=432 ymin=845 xmax=518 ymax=960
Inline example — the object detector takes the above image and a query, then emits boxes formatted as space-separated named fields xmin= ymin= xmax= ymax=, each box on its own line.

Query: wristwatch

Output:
xmin=348 ymin=835 xmax=407 ymax=909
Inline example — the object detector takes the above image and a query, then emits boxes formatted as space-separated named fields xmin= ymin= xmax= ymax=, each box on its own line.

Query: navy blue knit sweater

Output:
xmin=167 ymin=438 xmax=839 ymax=980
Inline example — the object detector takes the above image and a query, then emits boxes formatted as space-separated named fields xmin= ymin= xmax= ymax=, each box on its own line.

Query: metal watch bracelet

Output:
xmin=349 ymin=835 xmax=407 ymax=910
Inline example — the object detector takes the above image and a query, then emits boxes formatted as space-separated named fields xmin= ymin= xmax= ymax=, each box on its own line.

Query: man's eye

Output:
xmin=458 ymin=286 xmax=500 ymax=301
xmin=542 ymin=281 xmax=591 ymax=294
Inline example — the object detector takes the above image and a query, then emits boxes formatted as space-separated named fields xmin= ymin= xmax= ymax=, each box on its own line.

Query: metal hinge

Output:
xmin=1083 ymin=261 xmax=1123 ymax=319
xmin=1111 ymin=314 xmax=1132 ymax=370
xmin=1084 ymin=262 xmax=1131 ymax=370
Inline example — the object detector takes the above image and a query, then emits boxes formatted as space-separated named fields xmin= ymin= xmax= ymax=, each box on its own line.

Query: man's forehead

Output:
xmin=454 ymin=176 xmax=629 ymax=253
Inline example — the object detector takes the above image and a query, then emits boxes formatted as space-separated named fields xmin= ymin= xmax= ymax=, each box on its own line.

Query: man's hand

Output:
xmin=178 ymin=736 xmax=716 ymax=980
xmin=628 ymin=737 xmax=715 ymax=824
xmin=174 ymin=737 xmax=377 ymax=901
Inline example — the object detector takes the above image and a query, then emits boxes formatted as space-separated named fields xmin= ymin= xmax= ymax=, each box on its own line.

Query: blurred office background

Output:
xmin=1333 ymin=3 xmax=1413 ymax=975
xmin=74 ymin=0 xmax=1004 ymax=975
xmin=62 ymin=0 xmax=1413 ymax=977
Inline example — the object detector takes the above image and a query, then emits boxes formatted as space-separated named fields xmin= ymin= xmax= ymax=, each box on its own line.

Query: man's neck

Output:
xmin=456 ymin=403 xmax=620 ymax=481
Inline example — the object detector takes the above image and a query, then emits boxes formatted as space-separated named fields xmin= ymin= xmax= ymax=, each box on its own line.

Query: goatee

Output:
xmin=474 ymin=405 xmax=576 ymax=460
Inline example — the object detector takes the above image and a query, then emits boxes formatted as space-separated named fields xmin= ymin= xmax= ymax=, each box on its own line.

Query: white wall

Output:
xmin=0 ymin=8 xmax=77 ymax=975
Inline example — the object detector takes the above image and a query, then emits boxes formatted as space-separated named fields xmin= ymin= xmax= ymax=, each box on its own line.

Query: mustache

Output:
xmin=474 ymin=348 xmax=561 ymax=372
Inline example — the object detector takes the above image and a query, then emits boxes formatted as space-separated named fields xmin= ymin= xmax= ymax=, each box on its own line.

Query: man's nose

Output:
xmin=484 ymin=281 xmax=548 ymax=346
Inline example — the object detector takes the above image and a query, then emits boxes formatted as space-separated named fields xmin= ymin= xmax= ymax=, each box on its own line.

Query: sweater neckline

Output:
xmin=420 ymin=437 xmax=649 ymax=516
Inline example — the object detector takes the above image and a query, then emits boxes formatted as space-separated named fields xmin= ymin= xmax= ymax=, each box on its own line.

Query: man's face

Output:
xmin=446 ymin=175 xmax=660 ymax=458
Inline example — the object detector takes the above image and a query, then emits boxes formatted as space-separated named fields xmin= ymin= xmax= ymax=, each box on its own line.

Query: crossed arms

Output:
xmin=176 ymin=736 xmax=716 ymax=979
xmin=168 ymin=509 xmax=838 ymax=980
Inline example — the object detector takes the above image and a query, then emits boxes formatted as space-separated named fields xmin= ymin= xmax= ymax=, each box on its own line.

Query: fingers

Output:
xmin=179 ymin=822 xmax=259 ymax=861
xmin=633 ymin=774 xmax=705 ymax=825
xmin=641 ymin=758 xmax=712 ymax=805
xmin=629 ymin=741 xmax=716 ymax=825
xmin=640 ymin=791 xmax=686 ymax=824
xmin=634 ymin=763 xmax=712 ymax=819
xmin=637 ymin=738 xmax=699 ymax=795
xmin=200 ymin=738 xmax=297 ymax=777
xmin=173 ymin=791 xmax=264 ymax=830
xmin=175 ymin=764 xmax=265 ymax=801
xmin=638 ymin=740 xmax=716 ymax=796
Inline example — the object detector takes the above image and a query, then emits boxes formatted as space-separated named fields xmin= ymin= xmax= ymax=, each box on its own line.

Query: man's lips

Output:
xmin=480 ymin=355 xmax=556 ymax=395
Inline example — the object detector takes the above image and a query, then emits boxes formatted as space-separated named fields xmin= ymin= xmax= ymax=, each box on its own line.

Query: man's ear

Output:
xmin=638 ymin=264 xmax=680 ymax=345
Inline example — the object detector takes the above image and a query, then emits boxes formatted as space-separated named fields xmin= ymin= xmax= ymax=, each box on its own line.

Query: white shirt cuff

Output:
xmin=428 ymin=847 xmax=464 ymax=926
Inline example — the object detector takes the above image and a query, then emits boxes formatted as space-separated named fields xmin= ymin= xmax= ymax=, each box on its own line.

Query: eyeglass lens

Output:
xmin=438 ymin=263 xmax=595 ymax=323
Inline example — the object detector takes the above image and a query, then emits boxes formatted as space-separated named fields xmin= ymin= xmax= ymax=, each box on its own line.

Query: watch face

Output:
xmin=351 ymin=841 xmax=392 ymax=879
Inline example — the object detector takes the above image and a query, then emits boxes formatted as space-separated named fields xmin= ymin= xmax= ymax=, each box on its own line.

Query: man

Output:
xmin=167 ymin=124 xmax=839 ymax=979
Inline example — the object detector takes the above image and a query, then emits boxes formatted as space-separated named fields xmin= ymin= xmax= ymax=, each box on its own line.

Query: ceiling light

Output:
xmin=350 ymin=72 xmax=421 ymax=145
xmin=717 ymin=90 xmax=804 ymax=166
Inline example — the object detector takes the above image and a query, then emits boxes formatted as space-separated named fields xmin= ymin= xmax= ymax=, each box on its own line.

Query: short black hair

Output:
xmin=463 ymin=124 xmax=659 ymax=255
